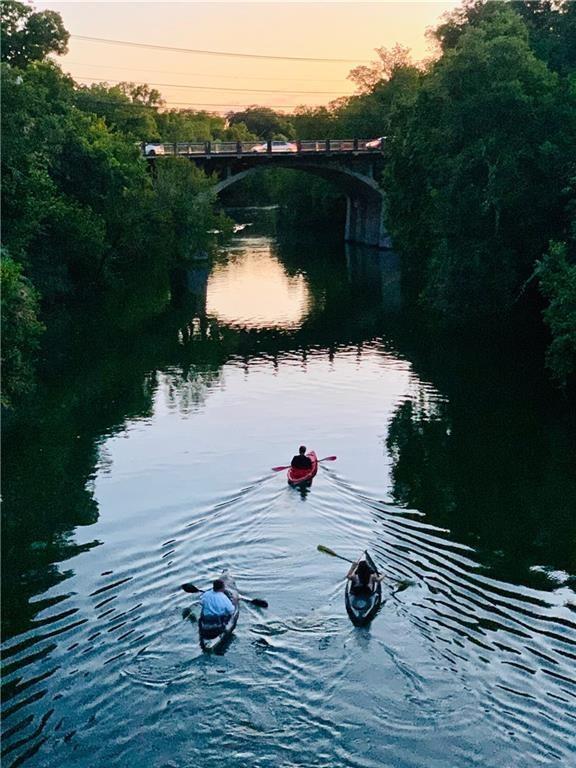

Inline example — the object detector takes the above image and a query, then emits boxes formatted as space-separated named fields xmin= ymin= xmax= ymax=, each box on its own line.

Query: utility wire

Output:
xmin=74 ymin=75 xmax=350 ymax=96
xmin=61 ymin=60 xmax=348 ymax=84
xmin=73 ymin=94 xmax=313 ymax=110
xmin=71 ymin=35 xmax=370 ymax=64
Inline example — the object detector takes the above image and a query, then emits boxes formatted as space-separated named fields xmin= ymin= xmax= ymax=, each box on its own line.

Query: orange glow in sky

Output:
xmin=40 ymin=1 xmax=460 ymax=113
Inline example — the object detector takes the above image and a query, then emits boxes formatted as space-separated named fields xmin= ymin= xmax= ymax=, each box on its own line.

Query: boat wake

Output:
xmin=2 ymin=464 xmax=575 ymax=768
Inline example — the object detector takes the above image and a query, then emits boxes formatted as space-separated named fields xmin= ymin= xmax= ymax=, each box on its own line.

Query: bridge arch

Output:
xmin=146 ymin=141 xmax=391 ymax=248
xmin=212 ymin=161 xmax=390 ymax=249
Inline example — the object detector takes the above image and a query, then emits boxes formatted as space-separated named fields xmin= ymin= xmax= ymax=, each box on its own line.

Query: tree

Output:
xmin=432 ymin=0 xmax=490 ymax=52
xmin=1 ymin=61 xmax=76 ymax=262
xmin=1 ymin=61 xmax=153 ymax=296
xmin=348 ymin=44 xmax=413 ymax=94
xmin=434 ymin=0 xmax=576 ymax=76
xmin=1 ymin=3 xmax=239 ymax=411
xmin=338 ymin=63 xmax=421 ymax=139
xmin=0 ymin=0 xmax=68 ymax=67
xmin=223 ymin=120 xmax=257 ymax=142
xmin=291 ymin=106 xmax=338 ymax=139
xmin=0 ymin=250 xmax=45 ymax=408
xmin=151 ymin=158 xmax=231 ymax=264
xmin=511 ymin=0 xmax=576 ymax=75
xmin=227 ymin=106 xmax=294 ymax=140
xmin=384 ymin=2 xmax=575 ymax=319
xmin=536 ymin=239 xmax=576 ymax=386
xmin=155 ymin=109 xmax=234 ymax=142
xmin=74 ymin=82 xmax=162 ymax=139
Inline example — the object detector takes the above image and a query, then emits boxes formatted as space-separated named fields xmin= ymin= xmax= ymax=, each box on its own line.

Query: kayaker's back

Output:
xmin=287 ymin=451 xmax=318 ymax=486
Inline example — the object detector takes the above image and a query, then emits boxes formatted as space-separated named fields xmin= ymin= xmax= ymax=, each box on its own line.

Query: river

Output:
xmin=2 ymin=211 xmax=575 ymax=767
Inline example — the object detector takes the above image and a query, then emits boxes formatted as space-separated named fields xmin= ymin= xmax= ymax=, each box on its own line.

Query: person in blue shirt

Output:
xmin=200 ymin=579 xmax=235 ymax=620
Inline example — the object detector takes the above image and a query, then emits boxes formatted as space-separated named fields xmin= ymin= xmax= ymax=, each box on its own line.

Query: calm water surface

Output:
xmin=2 ymin=215 xmax=576 ymax=767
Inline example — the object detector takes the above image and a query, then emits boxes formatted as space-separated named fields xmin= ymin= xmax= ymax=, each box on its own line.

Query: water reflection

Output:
xmin=385 ymin=380 xmax=576 ymax=589
xmin=2 ymin=213 xmax=575 ymax=768
xmin=346 ymin=245 xmax=401 ymax=312
xmin=386 ymin=396 xmax=455 ymax=517
xmin=207 ymin=240 xmax=311 ymax=330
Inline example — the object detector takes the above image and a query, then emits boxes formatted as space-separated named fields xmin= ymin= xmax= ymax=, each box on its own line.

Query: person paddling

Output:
xmin=291 ymin=445 xmax=313 ymax=470
xmin=347 ymin=559 xmax=383 ymax=595
xmin=200 ymin=579 xmax=235 ymax=624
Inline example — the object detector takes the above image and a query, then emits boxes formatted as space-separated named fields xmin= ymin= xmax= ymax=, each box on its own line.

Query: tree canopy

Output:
xmin=0 ymin=0 xmax=69 ymax=67
xmin=2 ymin=0 xmax=574 ymax=397
xmin=228 ymin=106 xmax=295 ymax=140
xmin=0 ymin=3 xmax=235 ymax=407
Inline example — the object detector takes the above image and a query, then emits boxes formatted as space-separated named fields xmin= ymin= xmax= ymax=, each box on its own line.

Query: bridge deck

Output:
xmin=142 ymin=138 xmax=384 ymax=158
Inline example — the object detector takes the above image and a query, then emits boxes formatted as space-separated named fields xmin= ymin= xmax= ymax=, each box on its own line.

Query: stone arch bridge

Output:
xmin=144 ymin=139 xmax=390 ymax=249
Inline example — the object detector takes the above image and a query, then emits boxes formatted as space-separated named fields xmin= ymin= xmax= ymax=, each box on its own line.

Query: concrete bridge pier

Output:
xmin=345 ymin=195 xmax=391 ymax=249
xmin=200 ymin=153 xmax=393 ymax=249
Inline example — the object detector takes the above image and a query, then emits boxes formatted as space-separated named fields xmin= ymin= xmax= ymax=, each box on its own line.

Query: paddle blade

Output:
xmin=181 ymin=582 xmax=201 ymax=594
xmin=317 ymin=544 xmax=338 ymax=557
xmin=271 ymin=465 xmax=290 ymax=472
xmin=249 ymin=598 xmax=269 ymax=608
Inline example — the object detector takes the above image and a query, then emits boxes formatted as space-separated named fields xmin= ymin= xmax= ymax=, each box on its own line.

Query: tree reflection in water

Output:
xmin=386 ymin=396 xmax=456 ymax=519
xmin=385 ymin=381 xmax=576 ymax=589
xmin=3 ymin=219 xmax=575 ymax=646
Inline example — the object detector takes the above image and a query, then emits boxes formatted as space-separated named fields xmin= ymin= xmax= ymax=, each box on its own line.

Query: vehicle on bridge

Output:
xmin=365 ymin=137 xmax=386 ymax=149
xmin=250 ymin=140 xmax=298 ymax=154
xmin=144 ymin=143 xmax=165 ymax=156
xmin=141 ymin=138 xmax=390 ymax=248
xmin=140 ymin=138 xmax=385 ymax=158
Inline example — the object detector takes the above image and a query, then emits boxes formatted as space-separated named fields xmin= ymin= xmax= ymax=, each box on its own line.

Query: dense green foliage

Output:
xmin=386 ymin=4 xmax=573 ymax=316
xmin=387 ymin=1 xmax=575 ymax=384
xmin=0 ymin=251 xmax=45 ymax=407
xmin=0 ymin=2 xmax=237 ymax=407
xmin=74 ymin=81 xmax=257 ymax=143
xmin=228 ymin=106 xmax=294 ymax=140
xmin=2 ymin=60 xmax=152 ymax=295
xmin=270 ymin=0 xmax=576 ymax=384
xmin=536 ymin=239 xmax=576 ymax=386
xmin=0 ymin=0 xmax=68 ymax=67
xmin=2 ymin=0 xmax=575 ymax=399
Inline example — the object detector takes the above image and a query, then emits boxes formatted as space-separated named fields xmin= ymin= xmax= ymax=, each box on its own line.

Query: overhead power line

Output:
xmin=71 ymin=35 xmax=370 ymax=64
xmin=74 ymin=75 xmax=350 ymax=96
xmin=74 ymin=94 xmax=312 ymax=111
xmin=62 ymin=60 xmax=348 ymax=84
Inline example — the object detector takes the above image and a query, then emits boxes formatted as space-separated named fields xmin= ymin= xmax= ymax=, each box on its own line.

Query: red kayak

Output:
xmin=287 ymin=451 xmax=318 ymax=487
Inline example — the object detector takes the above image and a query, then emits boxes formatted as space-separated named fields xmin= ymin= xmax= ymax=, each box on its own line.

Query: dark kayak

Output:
xmin=199 ymin=572 xmax=240 ymax=651
xmin=345 ymin=550 xmax=382 ymax=626
xmin=287 ymin=451 xmax=318 ymax=487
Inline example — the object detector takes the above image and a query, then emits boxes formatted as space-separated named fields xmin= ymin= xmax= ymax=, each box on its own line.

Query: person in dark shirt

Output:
xmin=291 ymin=445 xmax=312 ymax=470
xmin=347 ymin=559 xmax=384 ymax=595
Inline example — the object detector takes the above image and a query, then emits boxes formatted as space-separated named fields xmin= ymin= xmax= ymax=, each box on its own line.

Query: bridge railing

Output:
xmin=142 ymin=138 xmax=384 ymax=157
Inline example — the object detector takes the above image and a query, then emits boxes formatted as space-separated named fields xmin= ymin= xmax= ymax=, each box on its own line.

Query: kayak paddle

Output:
xmin=317 ymin=545 xmax=356 ymax=564
xmin=318 ymin=546 xmax=412 ymax=593
xmin=181 ymin=582 xmax=268 ymax=609
xmin=272 ymin=456 xmax=337 ymax=472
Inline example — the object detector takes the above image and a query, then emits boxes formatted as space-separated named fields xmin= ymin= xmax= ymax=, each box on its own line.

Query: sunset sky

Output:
xmin=39 ymin=1 xmax=460 ymax=113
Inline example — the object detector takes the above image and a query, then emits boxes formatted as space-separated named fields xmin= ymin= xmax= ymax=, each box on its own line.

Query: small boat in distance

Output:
xmin=345 ymin=551 xmax=382 ymax=626
xmin=198 ymin=573 xmax=240 ymax=651
xmin=287 ymin=450 xmax=318 ymax=487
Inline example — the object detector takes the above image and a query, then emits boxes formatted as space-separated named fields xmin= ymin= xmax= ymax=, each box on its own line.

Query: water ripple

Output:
xmin=2 ymin=403 xmax=575 ymax=767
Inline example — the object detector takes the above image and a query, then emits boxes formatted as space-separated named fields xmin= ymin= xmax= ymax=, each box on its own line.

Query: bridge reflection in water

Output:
xmin=3 ymin=217 xmax=575 ymax=768
xmin=173 ymin=233 xmax=401 ymax=363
